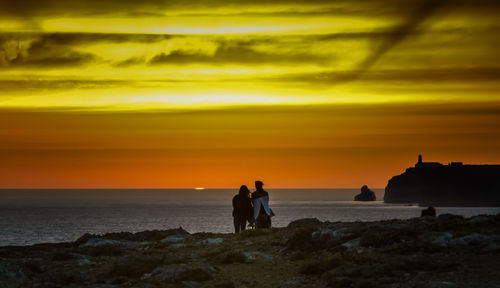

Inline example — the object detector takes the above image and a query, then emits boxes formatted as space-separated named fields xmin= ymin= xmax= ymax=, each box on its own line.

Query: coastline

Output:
xmin=1 ymin=214 xmax=499 ymax=288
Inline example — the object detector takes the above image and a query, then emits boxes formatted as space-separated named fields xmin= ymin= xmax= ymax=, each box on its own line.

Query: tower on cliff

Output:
xmin=418 ymin=154 xmax=422 ymax=164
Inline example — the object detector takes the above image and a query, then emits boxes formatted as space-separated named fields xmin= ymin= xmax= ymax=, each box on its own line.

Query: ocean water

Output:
xmin=1 ymin=189 xmax=500 ymax=246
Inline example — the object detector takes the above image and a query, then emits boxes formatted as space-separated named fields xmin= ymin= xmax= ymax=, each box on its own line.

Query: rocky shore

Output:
xmin=1 ymin=214 xmax=500 ymax=288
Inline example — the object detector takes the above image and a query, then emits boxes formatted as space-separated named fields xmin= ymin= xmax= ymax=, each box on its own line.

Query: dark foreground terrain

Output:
xmin=1 ymin=214 xmax=500 ymax=288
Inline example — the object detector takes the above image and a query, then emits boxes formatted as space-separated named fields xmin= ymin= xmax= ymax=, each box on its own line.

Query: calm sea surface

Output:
xmin=1 ymin=189 xmax=500 ymax=246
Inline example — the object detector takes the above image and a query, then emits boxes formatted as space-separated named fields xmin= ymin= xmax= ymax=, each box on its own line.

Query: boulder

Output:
xmin=449 ymin=233 xmax=492 ymax=247
xmin=467 ymin=215 xmax=492 ymax=224
xmin=182 ymin=281 xmax=215 ymax=288
xmin=150 ymin=263 xmax=216 ymax=283
xmin=341 ymin=238 xmax=361 ymax=251
xmin=80 ymin=238 xmax=122 ymax=247
xmin=287 ymin=218 xmax=322 ymax=229
xmin=354 ymin=185 xmax=376 ymax=201
xmin=79 ymin=238 xmax=146 ymax=249
xmin=419 ymin=232 xmax=453 ymax=247
xmin=107 ymin=254 xmax=164 ymax=278
xmin=57 ymin=270 xmax=96 ymax=285
xmin=201 ymin=238 xmax=224 ymax=245
xmin=75 ymin=227 xmax=190 ymax=244
xmin=421 ymin=206 xmax=436 ymax=217
xmin=312 ymin=227 xmax=353 ymax=242
xmin=161 ymin=234 xmax=191 ymax=244
xmin=243 ymin=251 xmax=273 ymax=263
xmin=0 ymin=259 xmax=27 ymax=288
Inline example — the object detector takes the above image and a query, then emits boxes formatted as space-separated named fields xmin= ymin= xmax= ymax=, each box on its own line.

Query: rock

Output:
xmin=215 ymin=251 xmax=247 ymax=264
xmin=20 ymin=258 xmax=45 ymax=274
xmin=80 ymin=238 xmax=122 ymax=247
xmin=161 ymin=234 xmax=191 ymax=244
xmin=354 ymin=185 xmax=376 ymax=201
xmin=419 ymin=232 xmax=453 ymax=247
xmin=170 ymin=243 xmax=187 ymax=249
xmin=79 ymin=238 xmax=146 ymax=249
xmin=57 ymin=270 xmax=96 ymax=285
xmin=182 ymin=281 xmax=215 ymax=288
xmin=0 ymin=259 xmax=27 ymax=288
xmin=78 ymin=258 xmax=96 ymax=266
xmin=449 ymin=233 xmax=492 ymax=247
xmin=287 ymin=218 xmax=322 ymax=229
xmin=312 ymin=227 xmax=353 ymax=243
xmin=150 ymin=263 xmax=216 ymax=283
xmin=53 ymin=252 xmax=95 ymax=266
xmin=383 ymin=156 xmax=500 ymax=206
xmin=421 ymin=206 xmax=436 ymax=217
xmin=341 ymin=238 xmax=361 ymax=251
xmin=75 ymin=228 xmax=190 ymax=244
xmin=243 ymin=251 xmax=273 ymax=263
xmin=467 ymin=215 xmax=491 ymax=224
xmin=201 ymin=238 xmax=224 ymax=245
xmin=52 ymin=251 xmax=78 ymax=261
xmin=429 ymin=281 xmax=456 ymax=288
xmin=107 ymin=254 xmax=164 ymax=278
xmin=282 ymin=276 xmax=307 ymax=287
xmin=484 ymin=242 xmax=500 ymax=252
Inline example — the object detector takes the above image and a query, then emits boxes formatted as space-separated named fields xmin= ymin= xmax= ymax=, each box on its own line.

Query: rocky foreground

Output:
xmin=1 ymin=214 xmax=500 ymax=288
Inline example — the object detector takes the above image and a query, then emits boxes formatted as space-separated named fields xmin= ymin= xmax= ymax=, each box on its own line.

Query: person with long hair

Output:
xmin=232 ymin=185 xmax=253 ymax=233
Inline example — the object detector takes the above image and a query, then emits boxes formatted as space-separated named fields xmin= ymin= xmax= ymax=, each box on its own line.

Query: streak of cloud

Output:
xmin=333 ymin=0 xmax=447 ymax=83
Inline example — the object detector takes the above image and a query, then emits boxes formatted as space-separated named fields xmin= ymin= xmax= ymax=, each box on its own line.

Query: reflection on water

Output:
xmin=1 ymin=189 xmax=499 ymax=246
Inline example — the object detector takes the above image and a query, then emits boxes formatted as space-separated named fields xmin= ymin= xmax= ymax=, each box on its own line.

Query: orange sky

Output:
xmin=1 ymin=0 xmax=500 ymax=188
xmin=2 ymin=102 xmax=500 ymax=188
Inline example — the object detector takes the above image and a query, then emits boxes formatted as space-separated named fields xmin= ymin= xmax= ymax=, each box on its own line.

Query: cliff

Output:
xmin=384 ymin=157 xmax=500 ymax=206
xmin=1 ymin=214 xmax=500 ymax=288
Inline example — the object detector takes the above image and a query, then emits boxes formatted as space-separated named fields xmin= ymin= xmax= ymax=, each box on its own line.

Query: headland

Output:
xmin=384 ymin=155 xmax=500 ymax=206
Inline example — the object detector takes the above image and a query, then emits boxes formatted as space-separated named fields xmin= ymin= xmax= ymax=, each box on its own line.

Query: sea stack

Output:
xmin=384 ymin=155 xmax=500 ymax=206
xmin=354 ymin=185 xmax=376 ymax=201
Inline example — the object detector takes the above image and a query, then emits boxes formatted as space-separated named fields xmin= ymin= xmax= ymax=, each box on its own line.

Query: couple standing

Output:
xmin=232 ymin=180 xmax=273 ymax=233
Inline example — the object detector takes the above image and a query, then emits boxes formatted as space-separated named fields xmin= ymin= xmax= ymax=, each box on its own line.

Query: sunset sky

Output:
xmin=1 ymin=0 xmax=500 ymax=188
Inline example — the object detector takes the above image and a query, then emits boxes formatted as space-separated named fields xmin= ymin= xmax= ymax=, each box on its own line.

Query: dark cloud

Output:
xmin=0 ymin=34 xmax=96 ymax=67
xmin=0 ymin=0 xmax=404 ymax=17
xmin=325 ymin=0 xmax=447 ymax=83
xmin=149 ymin=39 xmax=326 ymax=65
xmin=0 ymin=32 xmax=173 ymax=45
xmin=1 ymin=0 xmax=496 ymax=18
xmin=2 ymin=0 xmax=500 ymax=17
xmin=357 ymin=0 xmax=447 ymax=71
xmin=269 ymin=67 xmax=500 ymax=85
xmin=0 ymin=79 xmax=128 ymax=91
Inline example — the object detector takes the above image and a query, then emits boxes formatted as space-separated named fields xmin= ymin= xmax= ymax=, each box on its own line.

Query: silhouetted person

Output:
xmin=421 ymin=206 xmax=436 ymax=217
xmin=232 ymin=185 xmax=253 ymax=233
xmin=251 ymin=180 xmax=273 ymax=229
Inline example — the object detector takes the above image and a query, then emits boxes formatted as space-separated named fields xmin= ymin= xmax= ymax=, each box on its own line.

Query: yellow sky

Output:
xmin=1 ymin=0 xmax=500 ymax=187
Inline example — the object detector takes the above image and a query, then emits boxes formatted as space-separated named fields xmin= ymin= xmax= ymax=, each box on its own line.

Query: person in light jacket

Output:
xmin=251 ymin=180 xmax=273 ymax=229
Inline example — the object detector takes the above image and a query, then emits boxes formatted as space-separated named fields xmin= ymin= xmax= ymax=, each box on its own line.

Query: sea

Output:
xmin=1 ymin=189 xmax=500 ymax=246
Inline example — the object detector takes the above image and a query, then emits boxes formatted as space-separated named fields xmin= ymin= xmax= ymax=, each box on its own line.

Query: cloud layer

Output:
xmin=1 ymin=0 xmax=500 ymax=108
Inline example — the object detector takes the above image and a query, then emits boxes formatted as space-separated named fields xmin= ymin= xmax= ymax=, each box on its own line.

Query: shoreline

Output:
xmin=1 ymin=214 xmax=499 ymax=287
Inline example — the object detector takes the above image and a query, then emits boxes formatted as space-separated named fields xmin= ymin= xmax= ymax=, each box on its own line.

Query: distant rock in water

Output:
xmin=384 ymin=155 xmax=500 ymax=206
xmin=354 ymin=185 xmax=376 ymax=201
xmin=421 ymin=206 xmax=436 ymax=217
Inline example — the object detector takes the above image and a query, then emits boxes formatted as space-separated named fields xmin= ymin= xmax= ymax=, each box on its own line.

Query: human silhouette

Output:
xmin=232 ymin=185 xmax=253 ymax=233
xmin=251 ymin=180 xmax=273 ymax=229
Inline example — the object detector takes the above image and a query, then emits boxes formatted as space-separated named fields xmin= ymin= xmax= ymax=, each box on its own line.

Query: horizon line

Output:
xmin=0 ymin=187 xmax=385 ymax=190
